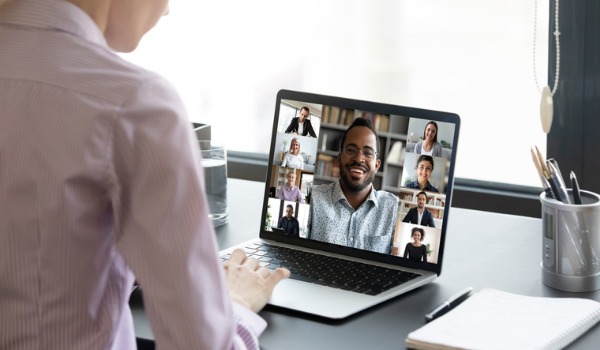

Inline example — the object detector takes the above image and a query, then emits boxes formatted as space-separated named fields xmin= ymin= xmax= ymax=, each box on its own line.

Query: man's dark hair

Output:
xmin=286 ymin=204 xmax=294 ymax=211
xmin=339 ymin=117 xmax=380 ymax=157
xmin=300 ymin=106 xmax=310 ymax=116
xmin=417 ymin=191 xmax=428 ymax=201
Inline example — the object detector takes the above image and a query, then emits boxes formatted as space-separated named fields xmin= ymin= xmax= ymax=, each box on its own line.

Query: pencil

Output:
xmin=534 ymin=145 xmax=549 ymax=174
xmin=533 ymin=145 xmax=562 ymax=201
xmin=531 ymin=146 xmax=555 ymax=199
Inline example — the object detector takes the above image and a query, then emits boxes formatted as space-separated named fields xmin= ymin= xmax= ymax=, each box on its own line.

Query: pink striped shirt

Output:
xmin=0 ymin=0 xmax=265 ymax=349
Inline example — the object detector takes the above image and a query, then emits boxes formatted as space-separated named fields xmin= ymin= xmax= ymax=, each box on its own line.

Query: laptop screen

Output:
xmin=261 ymin=90 xmax=460 ymax=275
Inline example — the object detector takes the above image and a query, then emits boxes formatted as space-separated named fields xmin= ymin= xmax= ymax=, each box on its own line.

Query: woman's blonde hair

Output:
xmin=289 ymin=137 xmax=301 ymax=154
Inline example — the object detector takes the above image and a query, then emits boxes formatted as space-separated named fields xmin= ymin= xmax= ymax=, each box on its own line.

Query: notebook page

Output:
xmin=406 ymin=288 xmax=600 ymax=350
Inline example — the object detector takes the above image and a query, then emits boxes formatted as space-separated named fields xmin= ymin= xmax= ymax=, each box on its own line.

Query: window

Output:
xmin=277 ymin=104 xmax=297 ymax=134
xmin=122 ymin=1 xmax=550 ymax=187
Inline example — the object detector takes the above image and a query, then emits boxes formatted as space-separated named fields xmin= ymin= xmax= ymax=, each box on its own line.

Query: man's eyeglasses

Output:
xmin=343 ymin=145 xmax=377 ymax=161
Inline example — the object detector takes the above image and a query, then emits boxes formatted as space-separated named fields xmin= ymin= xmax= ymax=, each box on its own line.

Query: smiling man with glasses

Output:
xmin=307 ymin=118 xmax=399 ymax=254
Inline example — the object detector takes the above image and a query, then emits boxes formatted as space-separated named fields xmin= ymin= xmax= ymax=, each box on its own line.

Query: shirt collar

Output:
xmin=0 ymin=0 xmax=108 ymax=48
xmin=332 ymin=179 xmax=379 ymax=209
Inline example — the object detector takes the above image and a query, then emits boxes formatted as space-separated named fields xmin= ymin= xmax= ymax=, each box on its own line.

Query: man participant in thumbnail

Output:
xmin=285 ymin=106 xmax=317 ymax=137
xmin=402 ymin=191 xmax=436 ymax=228
xmin=278 ymin=204 xmax=300 ymax=237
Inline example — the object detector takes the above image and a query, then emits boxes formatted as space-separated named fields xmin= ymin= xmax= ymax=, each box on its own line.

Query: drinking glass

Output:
xmin=198 ymin=140 xmax=228 ymax=227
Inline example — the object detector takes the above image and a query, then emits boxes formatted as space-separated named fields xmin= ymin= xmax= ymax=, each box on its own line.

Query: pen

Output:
xmin=545 ymin=170 xmax=563 ymax=203
xmin=425 ymin=287 xmax=473 ymax=322
xmin=571 ymin=171 xmax=582 ymax=204
xmin=547 ymin=161 xmax=571 ymax=204
xmin=547 ymin=158 xmax=569 ymax=195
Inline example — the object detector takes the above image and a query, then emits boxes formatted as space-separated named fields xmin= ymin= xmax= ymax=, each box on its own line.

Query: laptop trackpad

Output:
xmin=268 ymin=278 xmax=375 ymax=319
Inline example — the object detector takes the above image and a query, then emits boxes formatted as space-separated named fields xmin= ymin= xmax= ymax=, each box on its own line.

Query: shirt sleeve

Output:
xmin=284 ymin=118 xmax=295 ymax=133
xmin=107 ymin=74 xmax=264 ymax=350
xmin=402 ymin=210 xmax=410 ymax=223
xmin=414 ymin=141 xmax=422 ymax=154
xmin=297 ymin=188 xmax=305 ymax=204
xmin=428 ymin=212 xmax=435 ymax=228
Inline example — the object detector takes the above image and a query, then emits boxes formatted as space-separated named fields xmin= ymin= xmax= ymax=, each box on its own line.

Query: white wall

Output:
xmin=122 ymin=0 xmax=550 ymax=187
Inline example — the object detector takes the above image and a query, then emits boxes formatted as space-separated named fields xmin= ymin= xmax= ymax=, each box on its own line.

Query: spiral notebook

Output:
xmin=406 ymin=288 xmax=600 ymax=350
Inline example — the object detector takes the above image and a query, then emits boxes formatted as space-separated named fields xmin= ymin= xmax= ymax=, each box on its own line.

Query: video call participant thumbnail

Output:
xmin=281 ymin=137 xmax=305 ymax=169
xmin=278 ymin=204 xmax=300 ymax=237
xmin=414 ymin=121 xmax=442 ymax=157
xmin=278 ymin=170 xmax=305 ymax=203
xmin=403 ymin=227 xmax=428 ymax=262
xmin=284 ymin=106 xmax=317 ymax=138
xmin=402 ymin=191 xmax=435 ymax=228
xmin=404 ymin=155 xmax=439 ymax=193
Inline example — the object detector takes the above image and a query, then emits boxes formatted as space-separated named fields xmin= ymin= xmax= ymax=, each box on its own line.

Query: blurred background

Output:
xmin=121 ymin=0 xmax=550 ymax=188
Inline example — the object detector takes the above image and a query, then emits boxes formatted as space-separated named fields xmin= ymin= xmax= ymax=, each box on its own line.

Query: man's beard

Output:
xmin=339 ymin=161 xmax=375 ymax=193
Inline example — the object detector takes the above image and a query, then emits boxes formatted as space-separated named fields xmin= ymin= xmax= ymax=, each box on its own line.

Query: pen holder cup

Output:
xmin=540 ymin=189 xmax=600 ymax=292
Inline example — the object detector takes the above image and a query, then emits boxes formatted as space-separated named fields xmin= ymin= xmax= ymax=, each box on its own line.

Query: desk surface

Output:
xmin=132 ymin=178 xmax=600 ymax=349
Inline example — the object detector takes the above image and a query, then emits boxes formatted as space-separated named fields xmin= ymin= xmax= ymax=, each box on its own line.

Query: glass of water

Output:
xmin=198 ymin=140 xmax=228 ymax=227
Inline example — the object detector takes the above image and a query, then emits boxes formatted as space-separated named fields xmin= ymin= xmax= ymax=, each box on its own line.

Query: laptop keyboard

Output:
xmin=220 ymin=242 xmax=421 ymax=296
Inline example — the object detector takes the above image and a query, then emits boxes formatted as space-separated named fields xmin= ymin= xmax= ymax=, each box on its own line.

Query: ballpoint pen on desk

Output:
xmin=530 ymin=147 xmax=555 ymax=199
xmin=425 ymin=287 xmax=473 ymax=322
xmin=571 ymin=171 xmax=582 ymax=205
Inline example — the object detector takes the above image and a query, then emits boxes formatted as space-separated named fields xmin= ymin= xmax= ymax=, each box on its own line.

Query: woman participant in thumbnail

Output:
xmin=278 ymin=170 xmax=305 ymax=203
xmin=405 ymin=155 xmax=439 ymax=193
xmin=281 ymin=137 xmax=305 ymax=169
xmin=414 ymin=121 xmax=442 ymax=157
xmin=403 ymin=227 xmax=428 ymax=262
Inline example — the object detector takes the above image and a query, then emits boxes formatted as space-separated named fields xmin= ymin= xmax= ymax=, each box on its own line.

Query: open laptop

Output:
xmin=220 ymin=89 xmax=460 ymax=319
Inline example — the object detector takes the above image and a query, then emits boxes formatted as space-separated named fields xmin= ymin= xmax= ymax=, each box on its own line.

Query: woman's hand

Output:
xmin=224 ymin=248 xmax=290 ymax=313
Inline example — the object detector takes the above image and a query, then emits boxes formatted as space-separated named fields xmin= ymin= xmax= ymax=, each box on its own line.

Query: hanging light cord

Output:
xmin=533 ymin=0 xmax=560 ymax=96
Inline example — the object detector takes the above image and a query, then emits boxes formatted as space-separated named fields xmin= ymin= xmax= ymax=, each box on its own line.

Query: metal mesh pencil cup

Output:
xmin=540 ymin=189 xmax=600 ymax=292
